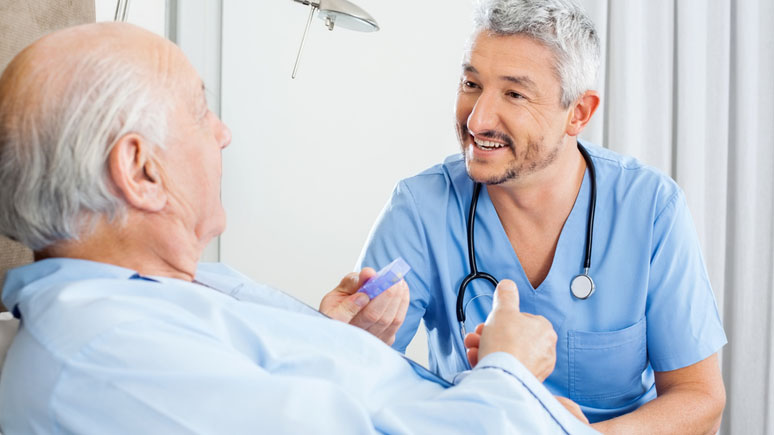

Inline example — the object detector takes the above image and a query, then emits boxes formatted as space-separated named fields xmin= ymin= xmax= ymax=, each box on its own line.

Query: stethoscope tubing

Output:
xmin=456 ymin=142 xmax=597 ymax=336
xmin=578 ymin=144 xmax=596 ymax=272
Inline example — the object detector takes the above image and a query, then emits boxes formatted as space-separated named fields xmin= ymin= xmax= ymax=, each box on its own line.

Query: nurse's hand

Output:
xmin=319 ymin=268 xmax=410 ymax=346
xmin=463 ymin=323 xmax=485 ymax=367
xmin=476 ymin=279 xmax=558 ymax=381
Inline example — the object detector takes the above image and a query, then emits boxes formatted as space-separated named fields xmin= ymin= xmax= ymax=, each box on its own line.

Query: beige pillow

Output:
xmin=0 ymin=236 xmax=33 ymax=312
xmin=0 ymin=312 xmax=19 ymax=371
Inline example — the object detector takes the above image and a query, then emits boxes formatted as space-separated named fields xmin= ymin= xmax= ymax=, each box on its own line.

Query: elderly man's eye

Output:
xmin=506 ymin=91 xmax=525 ymax=99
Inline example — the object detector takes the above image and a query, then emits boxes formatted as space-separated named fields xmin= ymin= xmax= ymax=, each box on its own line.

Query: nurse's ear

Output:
xmin=565 ymin=90 xmax=600 ymax=137
xmin=108 ymin=133 xmax=168 ymax=212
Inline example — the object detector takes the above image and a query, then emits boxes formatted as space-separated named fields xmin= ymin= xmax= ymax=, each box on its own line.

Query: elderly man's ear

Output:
xmin=108 ymin=134 xmax=167 ymax=212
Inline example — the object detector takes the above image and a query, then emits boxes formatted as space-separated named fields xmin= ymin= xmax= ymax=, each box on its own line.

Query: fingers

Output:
xmin=327 ymin=289 xmax=370 ymax=323
xmin=464 ymin=331 xmax=480 ymax=349
xmin=351 ymin=279 xmax=409 ymax=344
xmin=464 ymin=324 xmax=485 ymax=368
xmin=367 ymin=280 xmax=409 ymax=342
xmin=464 ymin=322 xmax=485 ymax=349
xmin=492 ymin=279 xmax=520 ymax=312
xmin=334 ymin=271 xmax=363 ymax=296
xmin=356 ymin=268 xmax=377 ymax=291
xmin=466 ymin=347 xmax=479 ymax=367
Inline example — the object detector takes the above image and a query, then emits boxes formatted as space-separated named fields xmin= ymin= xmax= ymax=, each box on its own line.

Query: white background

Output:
xmin=220 ymin=1 xmax=473 ymax=306
xmin=220 ymin=1 xmax=482 ymax=363
xmin=95 ymin=0 xmax=165 ymax=35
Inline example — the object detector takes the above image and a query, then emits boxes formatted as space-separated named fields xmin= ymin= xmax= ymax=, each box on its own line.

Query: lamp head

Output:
xmin=290 ymin=0 xmax=379 ymax=78
xmin=317 ymin=0 xmax=379 ymax=32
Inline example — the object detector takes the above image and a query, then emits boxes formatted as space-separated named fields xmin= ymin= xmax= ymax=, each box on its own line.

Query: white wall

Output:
xmin=220 ymin=1 xmax=476 ymax=364
xmin=94 ymin=0 xmax=166 ymax=36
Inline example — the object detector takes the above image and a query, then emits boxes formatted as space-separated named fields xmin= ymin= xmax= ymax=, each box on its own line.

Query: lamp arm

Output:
xmin=292 ymin=1 xmax=318 ymax=79
xmin=291 ymin=0 xmax=321 ymax=7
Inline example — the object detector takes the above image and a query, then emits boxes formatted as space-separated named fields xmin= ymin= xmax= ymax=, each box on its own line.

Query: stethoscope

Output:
xmin=455 ymin=142 xmax=597 ymax=341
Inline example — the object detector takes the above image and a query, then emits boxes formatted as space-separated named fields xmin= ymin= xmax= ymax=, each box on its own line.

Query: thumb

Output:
xmin=493 ymin=279 xmax=520 ymax=312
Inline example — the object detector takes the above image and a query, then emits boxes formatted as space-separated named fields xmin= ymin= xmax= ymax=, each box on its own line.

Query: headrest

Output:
xmin=0 ymin=236 xmax=33 ymax=312
xmin=0 ymin=312 xmax=19 ymax=371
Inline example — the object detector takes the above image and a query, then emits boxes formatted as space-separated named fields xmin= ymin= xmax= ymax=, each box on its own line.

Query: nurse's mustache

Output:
xmin=471 ymin=130 xmax=514 ymax=148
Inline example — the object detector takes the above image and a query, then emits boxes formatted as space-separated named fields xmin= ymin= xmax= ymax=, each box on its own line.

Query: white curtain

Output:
xmin=579 ymin=0 xmax=774 ymax=432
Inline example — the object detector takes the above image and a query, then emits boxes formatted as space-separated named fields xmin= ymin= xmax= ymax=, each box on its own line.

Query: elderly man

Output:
xmin=358 ymin=0 xmax=726 ymax=432
xmin=0 ymin=22 xmax=596 ymax=434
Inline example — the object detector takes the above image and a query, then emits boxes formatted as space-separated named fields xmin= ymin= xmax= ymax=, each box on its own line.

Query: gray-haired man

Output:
xmin=358 ymin=0 xmax=726 ymax=432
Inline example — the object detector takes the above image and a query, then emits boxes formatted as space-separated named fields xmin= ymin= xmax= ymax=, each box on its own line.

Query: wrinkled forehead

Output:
xmin=460 ymin=29 xmax=564 ymax=103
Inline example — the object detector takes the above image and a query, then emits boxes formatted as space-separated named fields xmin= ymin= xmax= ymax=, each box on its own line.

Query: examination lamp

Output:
xmin=291 ymin=0 xmax=379 ymax=78
xmin=113 ymin=0 xmax=130 ymax=22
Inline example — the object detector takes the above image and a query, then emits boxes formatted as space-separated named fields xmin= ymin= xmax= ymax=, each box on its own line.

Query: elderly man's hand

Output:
xmin=466 ymin=279 xmax=557 ymax=381
xmin=319 ymin=268 xmax=410 ymax=345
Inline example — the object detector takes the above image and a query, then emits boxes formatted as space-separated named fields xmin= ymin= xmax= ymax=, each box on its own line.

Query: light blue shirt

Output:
xmin=0 ymin=258 xmax=596 ymax=434
xmin=358 ymin=142 xmax=727 ymax=423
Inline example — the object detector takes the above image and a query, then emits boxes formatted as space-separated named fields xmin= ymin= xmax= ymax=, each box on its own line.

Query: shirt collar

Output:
xmin=2 ymin=258 xmax=139 ymax=318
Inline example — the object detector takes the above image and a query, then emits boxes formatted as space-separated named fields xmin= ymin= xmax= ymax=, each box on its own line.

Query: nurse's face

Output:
xmin=455 ymin=31 xmax=573 ymax=185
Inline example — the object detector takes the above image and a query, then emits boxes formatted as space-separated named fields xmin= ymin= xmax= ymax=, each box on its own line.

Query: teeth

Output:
xmin=474 ymin=137 xmax=506 ymax=150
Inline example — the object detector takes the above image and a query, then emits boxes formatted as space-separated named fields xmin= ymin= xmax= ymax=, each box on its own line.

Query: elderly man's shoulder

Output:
xmin=4 ymin=259 xmax=217 ymax=351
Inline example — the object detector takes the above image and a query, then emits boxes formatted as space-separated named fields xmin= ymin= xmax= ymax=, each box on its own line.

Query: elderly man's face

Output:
xmin=158 ymin=47 xmax=232 ymax=247
xmin=455 ymin=31 xmax=572 ymax=185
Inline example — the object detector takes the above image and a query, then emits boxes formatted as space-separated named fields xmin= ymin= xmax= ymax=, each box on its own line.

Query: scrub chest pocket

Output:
xmin=568 ymin=317 xmax=648 ymax=409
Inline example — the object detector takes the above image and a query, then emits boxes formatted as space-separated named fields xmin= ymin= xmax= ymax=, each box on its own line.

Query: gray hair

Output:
xmin=473 ymin=0 xmax=600 ymax=107
xmin=0 ymin=48 xmax=169 ymax=251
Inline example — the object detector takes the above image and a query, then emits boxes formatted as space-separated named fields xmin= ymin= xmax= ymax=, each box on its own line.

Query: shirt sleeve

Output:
xmin=645 ymin=191 xmax=727 ymax=371
xmin=356 ymin=180 xmax=434 ymax=353
xmin=51 ymin=319 xmax=378 ymax=434
xmin=51 ymin=320 xmax=597 ymax=435
xmin=379 ymin=352 xmax=599 ymax=434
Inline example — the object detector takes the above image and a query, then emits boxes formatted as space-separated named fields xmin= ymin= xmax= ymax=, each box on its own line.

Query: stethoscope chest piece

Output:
xmin=570 ymin=273 xmax=595 ymax=299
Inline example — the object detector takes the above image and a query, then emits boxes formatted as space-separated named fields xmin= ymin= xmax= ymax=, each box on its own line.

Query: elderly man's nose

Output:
xmin=218 ymin=120 xmax=232 ymax=149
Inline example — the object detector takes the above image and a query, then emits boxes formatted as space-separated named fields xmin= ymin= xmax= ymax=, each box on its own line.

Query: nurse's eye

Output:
xmin=506 ymin=91 xmax=525 ymax=100
xmin=461 ymin=80 xmax=480 ymax=91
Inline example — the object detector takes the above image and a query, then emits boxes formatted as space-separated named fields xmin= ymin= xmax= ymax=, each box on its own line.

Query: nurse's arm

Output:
xmin=590 ymin=353 xmax=725 ymax=435
xmin=319 ymin=268 xmax=410 ymax=345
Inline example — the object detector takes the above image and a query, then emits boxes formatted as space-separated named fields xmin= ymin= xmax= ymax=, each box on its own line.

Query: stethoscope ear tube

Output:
xmin=577 ymin=144 xmax=596 ymax=274
xmin=456 ymin=143 xmax=598 ymax=365
xmin=456 ymin=183 xmax=500 ymax=327
xmin=457 ymin=143 xmax=598 ymax=322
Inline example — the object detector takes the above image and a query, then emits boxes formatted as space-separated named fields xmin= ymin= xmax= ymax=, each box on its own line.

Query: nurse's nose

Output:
xmin=466 ymin=92 xmax=501 ymax=135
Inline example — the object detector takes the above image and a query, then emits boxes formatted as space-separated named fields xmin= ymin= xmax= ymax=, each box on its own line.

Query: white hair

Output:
xmin=473 ymin=0 xmax=600 ymax=107
xmin=0 ymin=48 xmax=169 ymax=251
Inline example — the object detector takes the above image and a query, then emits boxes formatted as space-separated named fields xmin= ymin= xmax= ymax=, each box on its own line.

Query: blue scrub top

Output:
xmin=357 ymin=141 xmax=727 ymax=423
